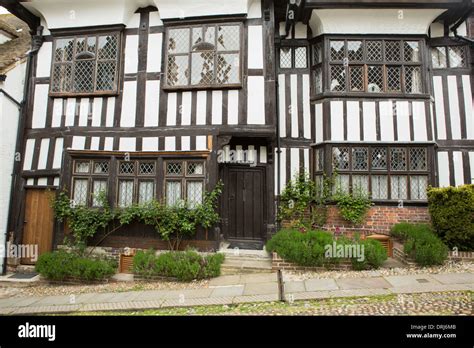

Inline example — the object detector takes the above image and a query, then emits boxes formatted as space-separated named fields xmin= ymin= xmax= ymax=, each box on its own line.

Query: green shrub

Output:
xmin=132 ymin=250 xmax=225 ymax=281
xmin=427 ymin=185 xmax=474 ymax=251
xmin=36 ymin=251 xmax=116 ymax=281
xmin=350 ymin=239 xmax=387 ymax=270
xmin=333 ymin=189 xmax=373 ymax=225
xmin=391 ymin=223 xmax=449 ymax=266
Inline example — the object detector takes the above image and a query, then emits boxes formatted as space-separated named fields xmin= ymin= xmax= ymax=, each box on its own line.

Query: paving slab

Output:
xmin=232 ymin=293 xmax=279 ymax=304
xmin=33 ymin=295 xmax=72 ymax=306
xmin=389 ymin=283 xmax=472 ymax=294
xmin=210 ymin=285 xmax=244 ymax=298
xmin=304 ymin=278 xmax=339 ymax=291
xmin=336 ymin=277 xmax=392 ymax=290
xmin=243 ymin=281 xmax=279 ymax=296
xmin=430 ymin=273 xmax=474 ymax=285
xmin=290 ymin=291 xmax=331 ymax=301
xmin=209 ymin=275 xmax=242 ymax=287
xmin=240 ymin=273 xmax=277 ymax=284
xmin=384 ymin=274 xmax=440 ymax=288
xmin=328 ymin=288 xmax=391 ymax=298
xmin=0 ymin=296 xmax=42 ymax=308
xmin=284 ymin=281 xmax=306 ymax=293
xmin=78 ymin=292 xmax=119 ymax=304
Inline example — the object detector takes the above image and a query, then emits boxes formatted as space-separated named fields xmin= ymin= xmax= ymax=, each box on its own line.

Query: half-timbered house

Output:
xmin=1 ymin=0 xmax=473 ymax=267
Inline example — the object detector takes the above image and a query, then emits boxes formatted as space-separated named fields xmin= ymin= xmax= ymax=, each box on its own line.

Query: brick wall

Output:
xmin=283 ymin=205 xmax=430 ymax=237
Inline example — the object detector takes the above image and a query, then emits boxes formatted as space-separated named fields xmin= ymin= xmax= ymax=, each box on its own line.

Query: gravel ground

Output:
xmin=282 ymin=261 xmax=474 ymax=282
xmin=0 ymin=279 xmax=209 ymax=298
xmin=70 ymin=291 xmax=472 ymax=316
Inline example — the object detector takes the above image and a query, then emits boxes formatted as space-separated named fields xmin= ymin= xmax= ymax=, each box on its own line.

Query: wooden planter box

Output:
xmin=365 ymin=234 xmax=393 ymax=257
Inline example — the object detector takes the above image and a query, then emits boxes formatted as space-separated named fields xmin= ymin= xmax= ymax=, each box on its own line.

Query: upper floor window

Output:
xmin=164 ymin=24 xmax=242 ymax=89
xmin=431 ymin=45 xmax=467 ymax=69
xmin=51 ymin=32 xmax=121 ymax=95
xmin=279 ymin=46 xmax=308 ymax=69
xmin=311 ymin=38 xmax=425 ymax=97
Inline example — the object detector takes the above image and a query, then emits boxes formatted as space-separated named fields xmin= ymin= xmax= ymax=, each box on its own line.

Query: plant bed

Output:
xmin=267 ymin=229 xmax=387 ymax=271
xmin=133 ymin=250 xmax=225 ymax=282
xmin=35 ymin=250 xmax=117 ymax=283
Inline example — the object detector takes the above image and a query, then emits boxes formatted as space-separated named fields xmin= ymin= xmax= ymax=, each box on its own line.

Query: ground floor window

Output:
xmin=313 ymin=143 xmax=433 ymax=202
xmin=70 ymin=156 xmax=206 ymax=208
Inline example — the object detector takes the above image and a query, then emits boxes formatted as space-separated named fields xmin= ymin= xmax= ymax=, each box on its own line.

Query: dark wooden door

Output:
xmin=22 ymin=189 xmax=54 ymax=264
xmin=223 ymin=166 xmax=265 ymax=241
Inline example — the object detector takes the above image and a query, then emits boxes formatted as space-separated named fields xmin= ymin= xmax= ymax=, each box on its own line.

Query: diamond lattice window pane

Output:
xmin=73 ymin=179 xmax=88 ymax=206
xmin=410 ymin=176 xmax=428 ymax=200
xmin=448 ymin=46 xmax=466 ymax=68
xmin=352 ymin=147 xmax=368 ymax=170
xmin=332 ymin=147 xmax=349 ymax=170
xmin=391 ymin=175 xmax=407 ymax=200
xmin=280 ymin=47 xmax=291 ymax=68
xmin=431 ymin=47 xmax=447 ymax=69
xmin=87 ymin=37 xmax=97 ymax=53
xmin=330 ymin=40 xmax=345 ymax=61
xmin=119 ymin=162 xmax=135 ymax=175
xmin=73 ymin=60 xmax=94 ymax=92
xmin=313 ymin=67 xmax=322 ymax=94
xmin=138 ymin=181 xmax=155 ymax=204
xmin=98 ymin=35 xmax=118 ymax=60
xmin=371 ymin=175 xmax=388 ymax=200
xmin=315 ymin=148 xmax=324 ymax=171
xmin=118 ymin=180 xmax=134 ymax=207
xmin=167 ymin=162 xmax=182 ymax=176
xmin=333 ymin=175 xmax=350 ymax=195
xmin=312 ymin=43 xmax=322 ymax=65
xmin=349 ymin=66 xmax=364 ymax=91
xmin=187 ymin=181 xmax=203 ymax=208
xmin=167 ymin=55 xmax=189 ymax=86
xmin=187 ymin=162 xmax=204 ymax=175
xmin=93 ymin=161 xmax=109 ymax=174
xmin=371 ymin=147 xmax=387 ymax=170
xmin=191 ymin=51 xmax=215 ymax=85
xmin=168 ymin=28 xmax=190 ymax=54
xmin=139 ymin=162 xmax=155 ymax=175
xmin=409 ymin=148 xmax=427 ymax=171
xmin=367 ymin=41 xmax=382 ymax=61
xmin=295 ymin=47 xmax=307 ymax=68
xmin=92 ymin=180 xmax=107 ymax=207
xmin=75 ymin=161 xmax=90 ymax=174
xmin=347 ymin=41 xmax=363 ymax=61
xmin=55 ymin=38 xmax=74 ymax=62
xmin=405 ymin=66 xmax=422 ymax=94
xmin=352 ymin=175 xmax=369 ymax=195
xmin=166 ymin=181 xmax=181 ymax=206
xmin=386 ymin=66 xmax=401 ymax=93
xmin=390 ymin=148 xmax=407 ymax=171
xmin=217 ymin=25 xmax=240 ymax=51
xmin=96 ymin=61 xmax=116 ymax=91
xmin=385 ymin=41 xmax=401 ymax=62
xmin=330 ymin=65 xmax=346 ymax=92
xmin=367 ymin=65 xmax=383 ymax=93
xmin=217 ymin=53 xmax=239 ymax=84
xmin=52 ymin=64 xmax=73 ymax=92
xmin=314 ymin=175 xmax=324 ymax=196
xmin=76 ymin=37 xmax=86 ymax=54
xmin=404 ymin=41 xmax=420 ymax=62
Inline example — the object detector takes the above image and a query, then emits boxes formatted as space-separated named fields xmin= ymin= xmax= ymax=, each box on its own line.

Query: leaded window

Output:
xmin=164 ymin=160 xmax=206 ymax=208
xmin=51 ymin=33 xmax=120 ymax=95
xmin=279 ymin=46 xmax=308 ymax=69
xmin=314 ymin=38 xmax=425 ymax=97
xmin=165 ymin=24 xmax=241 ymax=88
xmin=71 ymin=159 xmax=110 ymax=207
xmin=117 ymin=160 xmax=157 ymax=207
xmin=314 ymin=144 xmax=432 ymax=201
xmin=431 ymin=45 xmax=467 ymax=69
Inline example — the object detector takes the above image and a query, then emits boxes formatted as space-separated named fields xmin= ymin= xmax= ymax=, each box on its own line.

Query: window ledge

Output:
xmin=49 ymin=91 xmax=120 ymax=98
xmin=311 ymin=92 xmax=431 ymax=101
xmin=162 ymin=84 xmax=243 ymax=92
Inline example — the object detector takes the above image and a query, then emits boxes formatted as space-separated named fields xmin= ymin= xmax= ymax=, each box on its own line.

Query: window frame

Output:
xmin=49 ymin=29 xmax=123 ymax=97
xmin=116 ymin=159 xmax=158 ymax=207
xmin=164 ymin=159 xmax=206 ymax=207
xmin=71 ymin=159 xmax=111 ymax=207
xmin=312 ymin=143 xmax=435 ymax=203
xmin=310 ymin=36 xmax=428 ymax=100
xmin=430 ymin=44 xmax=468 ymax=70
xmin=163 ymin=22 xmax=244 ymax=91
xmin=278 ymin=41 xmax=309 ymax=70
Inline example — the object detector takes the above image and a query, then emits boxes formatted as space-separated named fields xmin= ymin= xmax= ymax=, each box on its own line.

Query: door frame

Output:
xmin=220 ymin=164 xmax=267 ymax=242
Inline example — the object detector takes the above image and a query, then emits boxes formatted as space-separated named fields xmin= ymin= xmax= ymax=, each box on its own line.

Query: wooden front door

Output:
xmin=222 ymin=166 xmax=265 ymax=241
xmin=22 ymin=189 xmax=55 ymax=264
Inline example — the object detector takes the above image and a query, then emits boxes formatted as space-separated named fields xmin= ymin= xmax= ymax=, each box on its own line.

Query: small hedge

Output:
xmin=133 ymin=250 xmax=225 ymax=281
xmin=35 ymin=251 xmax=117 ymax=281
xmin=390 ymin=223 xmax=449 ymax=266
xmin=266 ymin=229 xmax=387 ymax=270
xmin=428 ymin=185 xmax=474 ymax=251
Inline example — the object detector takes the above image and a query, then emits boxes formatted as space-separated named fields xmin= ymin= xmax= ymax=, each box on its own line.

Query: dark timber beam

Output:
xmin=304 ymin=0 xmax=465 ymax=8
xmin=2 ymin=0 xmax=40 ymax=31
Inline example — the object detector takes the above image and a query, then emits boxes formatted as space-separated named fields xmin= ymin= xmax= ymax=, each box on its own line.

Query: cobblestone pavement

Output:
xmin=72 ymin=291 xmax=473 ymax=316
